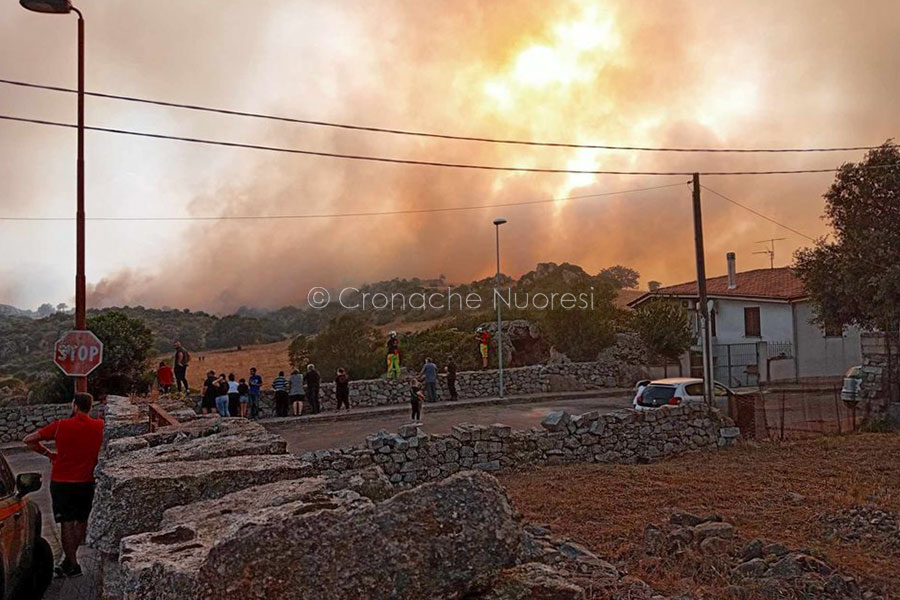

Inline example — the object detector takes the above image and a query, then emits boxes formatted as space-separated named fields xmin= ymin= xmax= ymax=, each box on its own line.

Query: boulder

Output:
xmin=88 ymin=454 xmax=312 ymax=554
xmin=117 ymin=471 xmax=527 ymax=600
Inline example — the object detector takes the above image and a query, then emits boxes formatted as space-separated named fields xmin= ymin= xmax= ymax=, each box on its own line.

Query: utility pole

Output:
xmin=754 ymin=238 xmax=787 ymax=269
xmin=691 ymin=174 xmax=714 ymax=407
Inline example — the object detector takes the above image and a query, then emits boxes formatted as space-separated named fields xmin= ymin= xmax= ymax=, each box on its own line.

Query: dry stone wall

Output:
xmin=245 ymin=360 xmax=620 ymax=417
xmin=302 ymin=402 xmax=740 ymax=486
xmin=90 ymin=395 xmax=740 ymax=600
xmin=0 ymin=402 xmax=105 ymax=443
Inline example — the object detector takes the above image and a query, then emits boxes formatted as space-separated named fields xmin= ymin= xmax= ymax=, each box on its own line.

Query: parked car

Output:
xmin=0 ymin=455 xmax=53 ymax=600
xmin=840 ymin=366 xmax=862 ymax=404
xmin=633 ymin=377 xmax=734 ymax=412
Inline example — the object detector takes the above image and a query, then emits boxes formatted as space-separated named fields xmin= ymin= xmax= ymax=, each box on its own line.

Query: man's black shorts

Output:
xmin=50 ymin=481 xmax=95 ymax=523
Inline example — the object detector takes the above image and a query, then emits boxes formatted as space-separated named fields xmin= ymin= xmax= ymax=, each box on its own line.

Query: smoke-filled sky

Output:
xmin=1 ymin=0 xmax=898 ymax=313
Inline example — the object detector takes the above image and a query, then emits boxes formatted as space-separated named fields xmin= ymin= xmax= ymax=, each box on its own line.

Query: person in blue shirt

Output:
xmin=247 ymin=367 xmax=263 ymax=419
xmin=420 ymin=357 xmax=439 ymax=404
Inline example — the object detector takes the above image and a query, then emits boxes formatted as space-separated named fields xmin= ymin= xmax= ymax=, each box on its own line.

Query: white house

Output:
xmin=629 ymin=254 xmax=861 ymax=386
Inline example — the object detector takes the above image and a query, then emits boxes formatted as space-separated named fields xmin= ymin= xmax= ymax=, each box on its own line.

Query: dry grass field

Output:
xmin=158 ymin=339 xmax=293 ymax=390
xmin=500 ymin=433 xmax=900 ymax=598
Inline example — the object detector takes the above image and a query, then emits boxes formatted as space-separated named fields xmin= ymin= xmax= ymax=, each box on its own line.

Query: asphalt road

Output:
xmin=266 ymin=394 xmax=633 ymax=454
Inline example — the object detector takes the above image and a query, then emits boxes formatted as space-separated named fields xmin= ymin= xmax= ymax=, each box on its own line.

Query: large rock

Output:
xmin=88 ymin=454 xmax=312 ymax=554
xmin=118 ymin=429 xmax=287 ymax=464
xmin=106 ymin=417 xmax=266 ymax=458
xmin=117 ymin=471 xmax=527 ymax=600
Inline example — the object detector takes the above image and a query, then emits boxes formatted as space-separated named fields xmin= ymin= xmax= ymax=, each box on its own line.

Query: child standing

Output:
xmin=409 ymin=380 xmax=424 ymax=422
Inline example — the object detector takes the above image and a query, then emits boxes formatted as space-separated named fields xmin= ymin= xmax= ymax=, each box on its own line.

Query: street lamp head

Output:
xmin=493 ymin=217 xmax=507 ymax=226
xmin=20 ymin=0 xmax=72 ymax=13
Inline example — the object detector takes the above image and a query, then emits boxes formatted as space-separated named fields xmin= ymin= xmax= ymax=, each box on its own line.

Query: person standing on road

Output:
xmin=200 ymin=370 xmax=217 ymax=414
xmin=215 ymin=374 xmax=230 ymax=417
xmin=23 ymin=392 xmax=103 ymax=579
xmin=445 ymin=358 xmax=458 ymax=401
xmin=173 ymin=341 xmax=191 ymax=393
xmin=272 ymin=371 xmax=289 ymax=417
xmin=421 ymin=357 xmax=439 ymax=404
xmin=248 ymin=367 xmax=263 ymax=419
xmin=289 ymin=369 xmax=305 ymax=416
xmin=335 ymin=367 xmax=350 ymax=410
xmin=305 ymin=364 xmax=322 ymax=414
xmin=409 ymin=380 xmax=424 ymax=422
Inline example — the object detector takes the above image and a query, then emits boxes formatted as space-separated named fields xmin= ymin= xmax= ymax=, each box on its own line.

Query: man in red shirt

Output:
xmin=23 ymin=392 xmax=104 ymax=578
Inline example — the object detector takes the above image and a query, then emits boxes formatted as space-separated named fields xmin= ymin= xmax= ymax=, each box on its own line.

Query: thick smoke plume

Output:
xmin=2 ymin=0 xmax=899 ymax=312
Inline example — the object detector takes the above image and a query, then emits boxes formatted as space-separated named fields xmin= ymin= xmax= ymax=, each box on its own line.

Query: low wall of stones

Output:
xmin=0 ymin=402 xmax=107 ymax=443
xmin=201 ymin=360 xmax=620 ymax=417
xmin=859 ymin=331 xmax=898 ymax=420
xmin=301 ymin=402 xmax=740 ymax=487
xmin=88 ymin=395 xmax=739 ymax=599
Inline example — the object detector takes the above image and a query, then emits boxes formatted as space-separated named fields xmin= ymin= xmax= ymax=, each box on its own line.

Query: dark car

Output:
xmin=0 ymin=455 xmax=53 ymax=599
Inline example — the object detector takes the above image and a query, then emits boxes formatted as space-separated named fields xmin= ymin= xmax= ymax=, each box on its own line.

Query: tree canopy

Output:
xmin=632 ymin=300 xmax=693 ymax=369
xmin=794 ymin=141 xmax=900 ymax=330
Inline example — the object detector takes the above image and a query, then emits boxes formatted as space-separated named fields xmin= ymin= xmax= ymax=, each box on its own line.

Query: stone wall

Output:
xmin=226 ymin=360 xmax=621 ymax=417
xmin=89 ymin=395 xmax=739 ymax=599
xmin=301 ymin=402 xmax=740 ymax=487
xmin=859 ymin=331 xmax=898 ymax=419
xmin=0 ymin=402 xmax=106 ymax=443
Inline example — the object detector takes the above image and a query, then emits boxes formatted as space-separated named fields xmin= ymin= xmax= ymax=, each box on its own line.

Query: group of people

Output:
xmin=199 ymin=367 xmax=265 ymax=418
xmin=197 ymin=364 xmax=353 ymax=419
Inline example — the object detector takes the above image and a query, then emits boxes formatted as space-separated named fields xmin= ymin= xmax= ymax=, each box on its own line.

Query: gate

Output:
xmin=713 ymin=343 xmax=759 ymax=388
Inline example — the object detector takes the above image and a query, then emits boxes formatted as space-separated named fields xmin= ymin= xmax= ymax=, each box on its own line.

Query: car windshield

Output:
xmin=642 ymin=385 xmax=677 ymax=405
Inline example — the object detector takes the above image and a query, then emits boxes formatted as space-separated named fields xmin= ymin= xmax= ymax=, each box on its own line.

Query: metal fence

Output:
xmin=713 ymin=343 xmax=759 ymax=388
xmin=731 ymin=383 xmax=870 ymax=440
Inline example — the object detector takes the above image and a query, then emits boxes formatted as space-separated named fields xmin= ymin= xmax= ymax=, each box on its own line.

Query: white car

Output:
xmin=633 ymin=377 xmax=733 ymax=412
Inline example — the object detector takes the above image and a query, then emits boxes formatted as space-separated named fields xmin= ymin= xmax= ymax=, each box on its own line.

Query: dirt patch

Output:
xmin=499 ymin=433 xmax=900 ymax=598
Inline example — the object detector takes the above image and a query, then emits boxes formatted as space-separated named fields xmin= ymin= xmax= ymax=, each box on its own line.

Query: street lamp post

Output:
xmin=493 ymin=218 xmax=507 ymax=398
xmin=20 ymin=0 xmax=87 ymax=392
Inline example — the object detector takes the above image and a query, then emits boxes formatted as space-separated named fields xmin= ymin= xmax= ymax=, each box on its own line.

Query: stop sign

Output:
xmin=54 ymin=330 xmax=104 ymax=377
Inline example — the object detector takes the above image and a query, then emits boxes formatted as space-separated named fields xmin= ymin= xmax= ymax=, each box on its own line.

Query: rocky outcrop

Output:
xmin=89 ymin=453 xmax=313 ymax=554
xmin=117 ymin=471 xmax=527 ymax=600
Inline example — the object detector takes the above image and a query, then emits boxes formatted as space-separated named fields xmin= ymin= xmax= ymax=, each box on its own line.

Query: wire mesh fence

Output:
xmin=732 ymin=383 xmax=870 ymax=440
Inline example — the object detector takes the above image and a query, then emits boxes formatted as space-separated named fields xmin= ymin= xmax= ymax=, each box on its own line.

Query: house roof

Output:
xmin=629 ymin=267 xmax=808 ymax=307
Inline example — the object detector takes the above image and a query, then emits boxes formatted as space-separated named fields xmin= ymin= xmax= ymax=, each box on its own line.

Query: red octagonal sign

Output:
xmin=54 ymin=330 xmax=104 ymax=377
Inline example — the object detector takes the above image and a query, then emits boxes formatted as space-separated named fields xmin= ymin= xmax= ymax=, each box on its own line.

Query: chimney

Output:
xmin=726 ymin=252 xmax=737 ymax=289
xmin=648 ymin=281 xmax=661 ymax=292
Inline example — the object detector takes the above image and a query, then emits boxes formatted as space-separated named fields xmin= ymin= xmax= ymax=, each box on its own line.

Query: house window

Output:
xmin=710 ymin=310 xmax=717 ymax=337
xmin=744 ymin=307 xmax=761 ymax=337
xmin=823 ymin=322 xmax=843 ymax=337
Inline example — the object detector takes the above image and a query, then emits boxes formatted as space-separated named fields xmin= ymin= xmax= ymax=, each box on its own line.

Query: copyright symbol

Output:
xmin=307 ymin=287 xmax=330 ymax=309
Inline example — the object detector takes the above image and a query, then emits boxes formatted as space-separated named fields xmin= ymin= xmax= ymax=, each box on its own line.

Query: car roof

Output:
xmin=648 ymin=377 xmax=702 ymax=385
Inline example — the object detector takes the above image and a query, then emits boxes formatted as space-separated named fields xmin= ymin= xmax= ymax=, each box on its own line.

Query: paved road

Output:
xmin=266 ymin=394 xmax=633 ymax=454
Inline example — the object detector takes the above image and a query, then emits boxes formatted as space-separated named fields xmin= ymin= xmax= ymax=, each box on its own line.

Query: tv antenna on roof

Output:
xmin=754 ymin=238 xmax=788 ymax=269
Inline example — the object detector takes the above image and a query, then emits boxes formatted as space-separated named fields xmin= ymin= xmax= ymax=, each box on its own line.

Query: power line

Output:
xmin=0 ymin=78 xmax=889 ymax=154
xmin=699 ymin=184 xmax=816 ymax=241
xmin=2 ymin=114 xmax=898 ymax=176
xmin=0 ymin=182 xmax=685 ymax=222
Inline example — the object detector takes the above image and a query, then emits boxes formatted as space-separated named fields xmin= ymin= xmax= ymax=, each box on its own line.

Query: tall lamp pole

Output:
xmin=20 ymin=0 xmax=87 ymax=393
xmin=493 ymin=218 xmax=507 ymax=398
